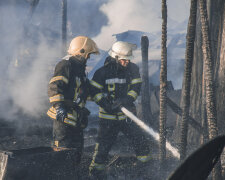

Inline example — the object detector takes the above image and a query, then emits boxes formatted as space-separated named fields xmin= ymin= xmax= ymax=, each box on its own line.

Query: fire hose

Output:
xmin=120 ymin=106 xmax=180 ymax=159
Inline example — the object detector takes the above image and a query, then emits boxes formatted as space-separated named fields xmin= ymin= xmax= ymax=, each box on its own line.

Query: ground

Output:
xmin=0 ymin=116 xmax=180 ymax=180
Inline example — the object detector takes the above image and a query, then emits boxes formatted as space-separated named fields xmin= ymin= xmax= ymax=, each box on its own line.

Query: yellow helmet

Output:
xmin=68 ymin=36 xmax=100 ymax=59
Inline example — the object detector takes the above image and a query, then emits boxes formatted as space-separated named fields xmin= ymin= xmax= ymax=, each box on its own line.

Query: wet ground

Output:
xmin=1 ymin=116 xmax=224 ymax=180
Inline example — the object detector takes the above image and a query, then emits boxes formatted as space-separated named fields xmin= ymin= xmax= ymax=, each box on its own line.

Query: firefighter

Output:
xmin=47 ymin=36 xmax=99 ymax=172
xmin=89 ymin=41 xmax=151 ymax=179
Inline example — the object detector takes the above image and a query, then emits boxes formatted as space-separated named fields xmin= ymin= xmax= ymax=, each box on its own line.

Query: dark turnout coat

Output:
xmin=90 ymin=56 xmax=142 ymax=120
xmin=47 ymin=55 xmax=89 ymax=127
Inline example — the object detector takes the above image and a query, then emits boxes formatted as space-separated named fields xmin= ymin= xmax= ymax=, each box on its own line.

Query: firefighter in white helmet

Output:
xmin=47 ymin=36 xmax=99 ymax=177
xmin=89 ymin=41 xmax=151 ymax=179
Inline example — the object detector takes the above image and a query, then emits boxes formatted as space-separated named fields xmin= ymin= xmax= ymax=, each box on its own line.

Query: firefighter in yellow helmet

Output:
xmin=89 ymin=41 xmax=151 ymax=179
xmin=47 ymin=36 xmax=99 ymax=177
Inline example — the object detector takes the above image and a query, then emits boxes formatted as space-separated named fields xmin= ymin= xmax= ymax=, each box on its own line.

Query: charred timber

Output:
xmin=141 ymin=35 xmax=153 ymax=125
xmin=167 ymin=97 xmax=204 ymax=134
xmin=180 ymin=0 xmax=197 ymax=160
xmin=159 ymin=0 xmax=168 ymax=164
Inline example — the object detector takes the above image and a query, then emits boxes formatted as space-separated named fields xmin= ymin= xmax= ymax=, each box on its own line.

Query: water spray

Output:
xmin=121 ymin=107 xmax=180 ymax=159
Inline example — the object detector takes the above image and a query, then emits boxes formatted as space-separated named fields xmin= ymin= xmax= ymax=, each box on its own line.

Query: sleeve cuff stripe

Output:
xmin=128 ymin=90 xmax=138 ymax=99
xmin=90 ymin=80 xmax=103 ymax=89
xmin=49 ymin=94 xmax=64 ymax=103
xmin=49 ymin=76 xmax=69 ymax=84
xmin=131 ymin=78 xmax=142 ymax=84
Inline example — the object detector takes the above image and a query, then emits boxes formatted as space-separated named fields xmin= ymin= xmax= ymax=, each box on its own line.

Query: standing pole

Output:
xmin=28 ymin=0 xmax=40 ymax=19
xmin=199 ymin=0 xmax=222 ymax=179
xmin=141 ymin=36 xmax=153 ymax=125
xmin=179 ymin=0 xmax=197 ymax=160
xmin=62 ymin=0 xmax=67 ymax=55
xmin=159 ymin=0 xmax=167 ymax=164
xmin=201 ymin=64 xmax=209 ymax=144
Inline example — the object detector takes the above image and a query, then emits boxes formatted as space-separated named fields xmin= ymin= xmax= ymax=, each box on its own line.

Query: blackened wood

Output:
xmin=141 ymin=36 xmax=153 ymax=125
xmin=159 ymin=0 xmax=167 ymax=164
xmin=167 ymin=97 xmax=203 ymax=134
xmin=62 ymin=0 xmax=67 ymax=55
xmin=179 ymin=0 xmax=197 ymax=160
xmin=199 ymin=0 xmax=222 ymax=179
xmin=0 ymin=147 xmax=79 ymax=180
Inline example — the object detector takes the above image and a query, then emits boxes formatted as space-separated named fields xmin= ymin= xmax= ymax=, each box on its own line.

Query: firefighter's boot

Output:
xmin=89 ymin=162 xmax=107 ymax=180
xmin=135 ymin=154 xmax=152 ymax=179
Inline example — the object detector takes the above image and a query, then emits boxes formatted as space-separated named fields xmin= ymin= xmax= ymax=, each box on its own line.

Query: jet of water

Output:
xmin=121 ymin=107 xmax=180 ymax=159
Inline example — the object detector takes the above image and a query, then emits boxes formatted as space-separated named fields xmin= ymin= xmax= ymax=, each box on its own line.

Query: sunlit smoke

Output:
xmin=94 ymin=0 xmax=190 ymax=50
xmin=94 ymin=0 xmax=161 ymax=50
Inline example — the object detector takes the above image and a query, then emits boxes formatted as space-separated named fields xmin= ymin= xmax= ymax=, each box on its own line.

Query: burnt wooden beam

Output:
xmin=62 ymin=0 xmax=67 ymax=55
xmin=141 ymin=35 xmax=153 ymax=125
xmin=167 ymin=97 xmax=204 ymax=134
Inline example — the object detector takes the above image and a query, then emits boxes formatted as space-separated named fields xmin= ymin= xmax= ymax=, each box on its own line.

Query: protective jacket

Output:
xmin=90 ymin=56 xmax=142 ymax=120
xmin=47 ymin=55 xmax=89 ymax=127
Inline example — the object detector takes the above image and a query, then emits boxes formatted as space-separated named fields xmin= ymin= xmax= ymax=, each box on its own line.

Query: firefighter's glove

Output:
xmin=55 ymin=104 xmax=67 ymax=123
xmin=112 ymin=97 xmax=134 ymax=111
xmin=111 ymin=99 xmax=123 ymax=112
xmin=79 ymin=107 xmax=90 ymax=129
xmin=99 ymin=98 xmax=114 ymax=113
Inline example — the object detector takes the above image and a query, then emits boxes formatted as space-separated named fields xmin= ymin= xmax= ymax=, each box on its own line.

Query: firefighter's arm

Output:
xmin=48 ymin=60 xmax=71 ymax=107
xmin=90 ymin=68 xmax=113 ymax=113
xmin=127 ymin=64 xmax=142 ymax=102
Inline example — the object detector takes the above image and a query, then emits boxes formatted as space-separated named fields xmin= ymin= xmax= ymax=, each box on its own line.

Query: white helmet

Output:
xmin=108 ymin=41 xmax=137 ymax=60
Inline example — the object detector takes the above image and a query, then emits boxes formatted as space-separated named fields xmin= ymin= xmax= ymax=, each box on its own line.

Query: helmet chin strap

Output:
xmin=115 ymin=55 xmax=119 ymax=63
xmin=73 ymin=55 xmax=87 ymax=65
xmin=114 ymin=56 xmax=128 ymax=71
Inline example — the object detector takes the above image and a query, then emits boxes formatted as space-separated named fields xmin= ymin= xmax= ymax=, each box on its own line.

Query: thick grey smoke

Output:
xmin=0 ymin=0 xmax=107 ymax=122
xmin=0 ymin=3 xmax=61 ymax=120
xmin=94 ymin=0 xmax=190 ymax=50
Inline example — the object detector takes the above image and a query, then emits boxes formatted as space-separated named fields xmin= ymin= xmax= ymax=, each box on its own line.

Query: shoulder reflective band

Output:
xmin=49 ymin=94 xmax=64 ymax=103
xmin=90 ymin=80 xmax=103 ymax=89
xmin=93 ymin=93 xmax=104 ymax=103
xmin=49 ymin=76 xmax=69 ymax=84
xmin=128 ymin=90 xmax=138 ymax=99
xmin=131 ymin=78 xmax=142 ymax=85
xmin=106 ymin=78 xmax=126 ymax=84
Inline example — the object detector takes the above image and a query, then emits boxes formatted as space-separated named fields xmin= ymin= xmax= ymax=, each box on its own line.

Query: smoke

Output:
xmin=0 ymin=4 xmax=60 ymax=121
xmin=0 ymin=0 xmax=190 ymax=122
xmin=93 ymin=0 xmax=161 ymax=50
xmin=94 ymin=0 xmax=190 ymax=50
xmin=0 ymin=0 xmax=107 ymax=122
